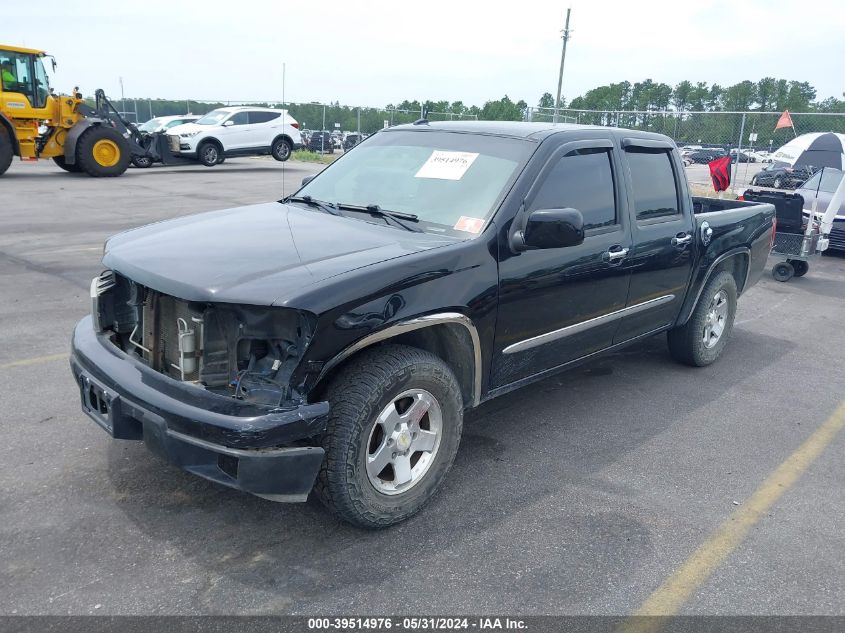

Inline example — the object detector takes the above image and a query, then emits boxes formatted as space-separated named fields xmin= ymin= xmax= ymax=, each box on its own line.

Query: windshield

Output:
xmin=139 ymin=118 xmax=163 ymax=132
xmin=195 ymin=110 xmax=229 ymax=125
xmin=296 ymin=130 xmax=533 ymax=235
xmin=801 ymin=168 xmax=843 ymax=193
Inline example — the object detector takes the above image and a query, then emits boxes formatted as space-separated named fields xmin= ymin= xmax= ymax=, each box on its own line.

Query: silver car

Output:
xmin=796 ymin=168 xmax=845 ymax=251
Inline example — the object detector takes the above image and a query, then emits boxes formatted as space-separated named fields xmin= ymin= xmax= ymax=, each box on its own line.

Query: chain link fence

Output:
xmin=525 ymin=106 xmax=845 ymax=192
xmin=128 ymin=98 xmax=477 ymax=135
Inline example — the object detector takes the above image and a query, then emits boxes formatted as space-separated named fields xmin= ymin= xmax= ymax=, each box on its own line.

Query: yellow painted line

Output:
xmin=619 ymin=400 xmax=845 ymax=633
xmin=0 ymin=353 xmax=67 ymax=370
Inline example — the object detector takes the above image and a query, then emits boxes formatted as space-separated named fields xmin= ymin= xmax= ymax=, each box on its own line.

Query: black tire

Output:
xmin=271 ymin=137 xmax=292 ymax=162
xmin=772 ymin=261 xmax=795 ymax=282
xmin=76 ymin=126 xmax=131 ymax=177
xmin=0 ymin=128 xmax=15 ymax=176
xmin=750 ymin=175 xmax=758 ymax=186
xmin=788 ymin=259 xmax=809 ymax=277
xmin=130 ymin=155 xmax=153 ymax=168
xmin=315 ymin=344 xmax=463 ymax=529
xmin=773 ymin=177 xmax=782 ymax=189
xmin=667 ymin=271 xmax=738 ymax=367
xmin=197 ymin=141 xmax=221 ymax=167
xmin=216 ymin=156 xmax=226 ymax=165
xmin=52 ymin=156 xmax=81 ymax=173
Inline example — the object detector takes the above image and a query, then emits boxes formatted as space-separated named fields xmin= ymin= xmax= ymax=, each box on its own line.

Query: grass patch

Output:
xmin=290 ymin=150 xmax=337 ymax=164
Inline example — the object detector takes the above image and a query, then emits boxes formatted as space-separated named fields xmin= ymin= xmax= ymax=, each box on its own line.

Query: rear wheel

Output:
xmin=197 ymin=141 xmax=220 ymax=167
xmin=789 ymin=259 xmax=809 ymax=277
xmin=0 ymin=128 xmax=14 ymax=176
xmin=316 ymin=344 xmax=463 ymax=528
xmin=76 ymin=126 xmax=131 ymax=177
xmin=53 ymin=156 xmax=81 ymax=173
xmin=271 ymin=137 xmax=292 ymax=162
xmin=773 ymin=177 xmax=783 ymax=188
xmin=772 ymin=261 xmax=794 ymax=282
xmin=667 ymin=271 xmax=738 ymax=367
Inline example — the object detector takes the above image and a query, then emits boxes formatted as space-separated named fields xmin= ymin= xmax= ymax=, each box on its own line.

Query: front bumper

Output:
xmin=69 ymin=316 xmax=329 ymax=501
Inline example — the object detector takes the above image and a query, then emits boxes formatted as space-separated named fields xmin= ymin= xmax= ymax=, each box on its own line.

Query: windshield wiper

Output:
xmin=336 ymin=203 xmax=422 ymax=232
xmin=285 ymin=195 xmax=343 ymax=217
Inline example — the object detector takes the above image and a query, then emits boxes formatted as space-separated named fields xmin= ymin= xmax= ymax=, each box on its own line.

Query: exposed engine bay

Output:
xmin=91 ymin=270 xmax=314 ymax=406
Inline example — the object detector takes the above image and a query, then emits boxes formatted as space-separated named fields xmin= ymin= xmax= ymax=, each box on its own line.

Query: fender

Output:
xmin=677 ymin=247 xmax=750 ymax=325
xmin=63 ymin=118 xmax=103 ymax=164
xmin=316 ymin=312 xmax=483 ymax=407
xmin=0 ymin=112 xmax=20 ymax=155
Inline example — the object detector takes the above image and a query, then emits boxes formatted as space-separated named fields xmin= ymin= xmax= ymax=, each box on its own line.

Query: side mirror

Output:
xmin=513 ymin=208 xmax=585 ymax=251
xmin=223 ymin=120 xmax=235 ymax=127
xmin=301 ymin=175 xmax=316 ymax=187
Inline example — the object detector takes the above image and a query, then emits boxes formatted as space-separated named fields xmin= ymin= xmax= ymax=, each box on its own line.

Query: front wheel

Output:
xmin=667 ymin=271 xmax=738 ymax=367
xmin=772 ymin=261 xmax=795 ymax=282
xmin=315 ymin=344 xmax=463 ymax=528
xmin=197 ymin=142 xmax=220 ymax=167
xmin=271 ymin=137 xmax=292 ymax=162
xmin=131 ymin=155 xmax=153 ymax=168
xmin=76 ymin=126 xmax=131 ymax=177
xmin=773 ymin=177 xmax=782 ymax=188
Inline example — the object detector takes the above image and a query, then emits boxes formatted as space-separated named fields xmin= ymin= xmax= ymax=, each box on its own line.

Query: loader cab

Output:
xmin=0 ymin=46 xmax=51 ymax=113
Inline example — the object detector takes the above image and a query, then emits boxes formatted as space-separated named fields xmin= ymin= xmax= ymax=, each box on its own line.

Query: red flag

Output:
xmin=775 ymin=110 xmax=794 ymax=130
xmin=709 ymin=155 xmax=732 ymax=192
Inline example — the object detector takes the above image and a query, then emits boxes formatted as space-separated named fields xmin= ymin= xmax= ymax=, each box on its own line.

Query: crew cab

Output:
xmin=70 ymin=122 xmax=775 ymax=528
xmin=166 ymin=106 xmax=303 ymax=166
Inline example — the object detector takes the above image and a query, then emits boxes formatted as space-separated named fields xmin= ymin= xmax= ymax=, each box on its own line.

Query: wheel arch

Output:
xmin=272 ymin=133 xmax=294 ymax=147
xmin=197 ymin=136 xmax=223 ymax=151
xmin=64 ymin=118 xmax=103 ymax=164
xmin=313 ymin=313 xmax=482 ymax=409
xmin=0 ymin=113 xmax=20 ymax=155
xmin=678 ymin=249 xmax=749 ymax=325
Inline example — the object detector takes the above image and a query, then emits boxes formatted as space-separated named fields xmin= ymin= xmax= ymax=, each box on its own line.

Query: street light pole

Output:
xmin=552 ymin=8 xmax=572 ymax=124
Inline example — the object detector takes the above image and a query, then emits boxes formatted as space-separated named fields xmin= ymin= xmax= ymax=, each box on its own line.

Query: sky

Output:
xmin=4 ymin=0 xmax=844 ymax=109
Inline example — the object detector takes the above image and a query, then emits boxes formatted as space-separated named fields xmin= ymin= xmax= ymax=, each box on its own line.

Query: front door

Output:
xmin=492 ymin=139 xmax=633 ymax=388
xmin=614 ymin=141 xmax=695 ymax=342
xmin=217 ymin=111 xmax=250 ymax=149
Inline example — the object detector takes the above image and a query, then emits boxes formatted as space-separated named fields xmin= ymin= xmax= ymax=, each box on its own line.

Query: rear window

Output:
xmin=626 ymin=149 xmax=681 ymax=220
xmin=249 ymin=111 xmax=281 ymax=124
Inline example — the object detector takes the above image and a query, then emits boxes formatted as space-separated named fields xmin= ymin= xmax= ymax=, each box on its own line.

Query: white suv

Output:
xmin=166 ymin=106 xmax=303 ymax=166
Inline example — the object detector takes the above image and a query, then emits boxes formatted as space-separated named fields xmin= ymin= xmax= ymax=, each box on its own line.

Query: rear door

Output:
xmin=614 ymin=140 xmax=695 ymax=343
xmin=247 ymin=111 xmax=281 ymax=148
xmin=492 ymin=138 xmax=633 ymax=388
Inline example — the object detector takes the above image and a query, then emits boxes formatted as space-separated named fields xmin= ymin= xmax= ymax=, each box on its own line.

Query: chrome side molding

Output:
xmin=503 ymin=295 xmax=676 ymax=355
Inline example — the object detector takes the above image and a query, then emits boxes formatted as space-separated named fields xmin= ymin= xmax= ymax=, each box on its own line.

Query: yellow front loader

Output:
xmin=0 ymin=44 xmax=141 ymax=177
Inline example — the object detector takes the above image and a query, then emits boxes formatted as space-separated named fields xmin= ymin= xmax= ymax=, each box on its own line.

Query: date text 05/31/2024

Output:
xmin=307 ymin=617 xmax=528 ymax=630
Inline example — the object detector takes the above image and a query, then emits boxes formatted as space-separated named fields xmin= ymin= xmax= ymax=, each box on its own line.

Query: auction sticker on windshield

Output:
xmin=415 ymin=151 xmax=479 ymax=180
xmin=453 ymin=216 xmax=485 ymax=234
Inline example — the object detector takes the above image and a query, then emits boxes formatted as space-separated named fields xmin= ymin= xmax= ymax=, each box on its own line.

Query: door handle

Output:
xmin=603 ymin=247 xmax=629 ymax=262
xmin=671 ymin=233 xmax=693 ymax=247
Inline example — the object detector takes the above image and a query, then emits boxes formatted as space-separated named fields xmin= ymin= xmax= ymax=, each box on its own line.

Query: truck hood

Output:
xmin=103 ymin=202 xmax=457 ymax=306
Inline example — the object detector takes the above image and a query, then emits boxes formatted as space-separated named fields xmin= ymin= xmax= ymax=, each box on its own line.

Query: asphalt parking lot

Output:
xmin=1 ymin=158 xmax=844 ymax=617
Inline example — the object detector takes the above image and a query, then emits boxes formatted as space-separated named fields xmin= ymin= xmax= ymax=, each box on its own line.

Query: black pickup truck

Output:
xmin=70 ymin=121 xmax=775 ymax=528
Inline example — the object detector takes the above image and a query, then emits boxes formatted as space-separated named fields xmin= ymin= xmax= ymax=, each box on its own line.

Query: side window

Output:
xmin=626 ymin=149 xmax=680 ymax=220
xmin=529 ymin=148 xmax=617 ymax=230
xmin=229 ymin=112 xmax=249 ymax=125
xmin=248 ymin=111 xmax=281 ymax=124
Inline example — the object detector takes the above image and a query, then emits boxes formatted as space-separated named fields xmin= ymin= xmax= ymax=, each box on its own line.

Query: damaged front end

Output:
xmin=71 ymin=270 xmax=329 ymax=502
xmin=91 ymin=270 xmax=315 ymax=408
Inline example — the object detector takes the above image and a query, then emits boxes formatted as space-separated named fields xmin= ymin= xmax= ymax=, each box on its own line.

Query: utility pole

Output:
xmin=552 ymin=8 xmax=572 ymax=124
xmin=119 ymin=76 xmax=125 ymax=117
